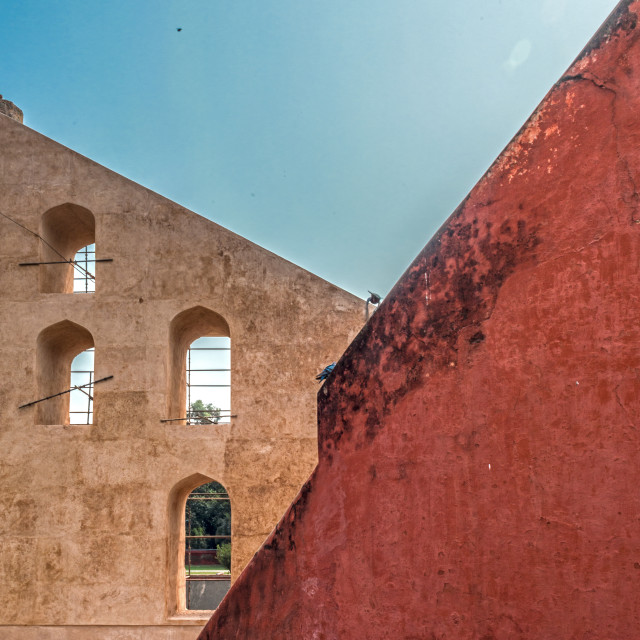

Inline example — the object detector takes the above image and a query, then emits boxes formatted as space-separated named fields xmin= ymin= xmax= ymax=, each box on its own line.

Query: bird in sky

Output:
xmin=316 ymin=362 xmax=336 ymax=382
xmin=176 ymin=27 xmax=182 ymax=32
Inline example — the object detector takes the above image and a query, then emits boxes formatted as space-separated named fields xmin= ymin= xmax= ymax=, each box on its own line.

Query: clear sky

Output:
xmin=1 ymin=0 xmax=615 ymax=298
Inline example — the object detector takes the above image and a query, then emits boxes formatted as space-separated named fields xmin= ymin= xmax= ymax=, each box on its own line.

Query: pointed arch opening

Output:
xmin=167 ymin=307 xmax=231 ymax=424
xmin=167 ymin=474 xmax=231 ymax=614
xmin=36 ymin=320 xmax=94 ymax=425
xmin=39 ymin=203 xmax=96 ymax=293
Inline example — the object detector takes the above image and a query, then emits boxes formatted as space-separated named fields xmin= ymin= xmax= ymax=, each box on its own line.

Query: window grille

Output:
xmin=73 ymin=243 xmax=96 ymax=293
xmin=69 ymin=348 xmax=94 ymax=424
xmin=186 ymin=337 xmax=231 ymax=424
xmin=185 ymin=481 xmax=231 ymax=610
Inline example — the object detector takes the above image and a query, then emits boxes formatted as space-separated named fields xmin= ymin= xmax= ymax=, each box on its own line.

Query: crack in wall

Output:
xmin=614 ymin=384 xmax=637 ymax=428
xmin=561 ymin=70 xmax=640 ymax=226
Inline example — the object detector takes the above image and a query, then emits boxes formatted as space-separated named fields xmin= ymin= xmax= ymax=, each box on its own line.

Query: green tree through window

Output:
xmin=185 ymin=480 xmax=231 ymax=609
xmin=187 ymin=481 xmax=230 ymax=549
xmin=188 ymin=400 xmax=221 ymax=424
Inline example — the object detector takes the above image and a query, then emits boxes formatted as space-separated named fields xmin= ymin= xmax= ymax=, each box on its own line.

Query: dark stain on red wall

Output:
xmin=199 ymin=1 xmax=640 ymax=637
xmin=319 ymin=210 xmax=542 ymax=453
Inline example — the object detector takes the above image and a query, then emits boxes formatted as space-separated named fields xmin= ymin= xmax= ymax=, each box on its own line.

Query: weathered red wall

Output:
xmin=199 ymin=2 xmax=640 ymax=637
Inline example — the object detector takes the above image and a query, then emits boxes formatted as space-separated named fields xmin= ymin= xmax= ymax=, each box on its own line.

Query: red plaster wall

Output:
xmin=199 ymin=2 xmax=640 ymax=638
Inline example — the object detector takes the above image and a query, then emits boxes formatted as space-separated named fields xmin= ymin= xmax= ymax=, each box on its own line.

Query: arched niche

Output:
xmin=36 ymin=320 xmax=94 ymax=424
xmin=167 ymin=306 xmax=230 ymax=421
xmin=167 ymin=473 xmax=232 ymax=613
xmin=39 ymin=203 xmax=95 ymax=293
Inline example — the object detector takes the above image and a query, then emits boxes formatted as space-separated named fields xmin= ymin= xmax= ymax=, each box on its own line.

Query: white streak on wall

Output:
xmin=424 ymin=270 xmax=431 ymax=306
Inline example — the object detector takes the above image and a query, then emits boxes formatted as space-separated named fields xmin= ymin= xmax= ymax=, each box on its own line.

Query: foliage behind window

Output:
xmin=216 ymin=542 xmax=231 ymax=570
xmin=187 ymin=481 xmax=230 ymax=550
xmin=189 ymin=399 xmax=221 ymax=424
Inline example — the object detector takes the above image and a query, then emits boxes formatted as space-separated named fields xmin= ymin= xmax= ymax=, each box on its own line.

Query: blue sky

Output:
xmin=1 ymin=0 xmax=615 ymax=297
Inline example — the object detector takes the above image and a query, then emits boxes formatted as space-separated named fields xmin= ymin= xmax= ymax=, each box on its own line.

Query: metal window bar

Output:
xmin=69 ymin=348 xmax=94 ymax=424
xmin=185 ymin=488 xmax=231 ymax=609
xmin=160 ymin=412 xmax=237 ymax=423
xmin=186 ymin=340 xmax=231 ymax=425
xmin=19 ymin=375 xmax=111 ymax=410
xmin=73 ymin=244 xmax=96 ymax=293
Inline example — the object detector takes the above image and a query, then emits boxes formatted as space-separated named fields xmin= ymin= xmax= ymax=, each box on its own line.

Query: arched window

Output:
xmin=72 ymin=243 xmax=96 ymax=293
xmin=184 ymin=480 xmax=231 ymax=610
xmin=39 ymin=203 xmax=96 ymax=293
xmin=69 ymin=347 xmax=95 ymax=423
xmin=167 ymin=474 xmax=231 ymax=614
xmin=36 ymin=320 xmax=94 ymax=425
xmin=186 ymin=337 xmax=230 ymax=424
xmin=167 ymin=307 xmax=231 ymax=424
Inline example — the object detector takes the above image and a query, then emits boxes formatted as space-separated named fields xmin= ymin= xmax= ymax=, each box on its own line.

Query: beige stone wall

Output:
xmin=0 ymin=113 xmax=363 ymax=636
xmin=0 ymin=626 xmax=208 ymax=639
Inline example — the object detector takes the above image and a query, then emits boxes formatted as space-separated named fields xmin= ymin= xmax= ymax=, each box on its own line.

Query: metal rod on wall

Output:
xmin=18 ymin=258 xmax=113 ymax=266
xmin=18 ymin=375 xmax=113 ymax=409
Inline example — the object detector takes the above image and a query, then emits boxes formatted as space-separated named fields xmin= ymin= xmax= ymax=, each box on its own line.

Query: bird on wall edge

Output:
xmin=365 ymin=291 xmax=382 ymax=320
xmin=316 ymin=362 xmax=336 ymax=382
